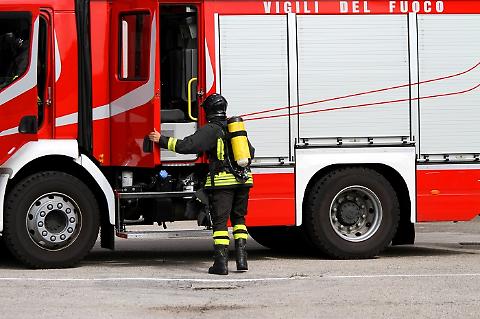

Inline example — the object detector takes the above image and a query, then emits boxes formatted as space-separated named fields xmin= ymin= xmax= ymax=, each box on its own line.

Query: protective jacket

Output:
xmin=159 ymin=120 xmax=254 ymax=189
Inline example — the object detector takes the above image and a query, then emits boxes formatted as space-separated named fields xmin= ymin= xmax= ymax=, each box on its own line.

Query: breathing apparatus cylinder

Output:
xmin=227 ymin=116 xmax=251 ymax=167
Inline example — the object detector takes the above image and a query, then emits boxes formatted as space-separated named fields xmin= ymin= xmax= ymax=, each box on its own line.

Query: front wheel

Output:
xmin=3 ymin=171 xmax=100 ymax=268
xmin=304 ymin=167 xmax=400 ymax=259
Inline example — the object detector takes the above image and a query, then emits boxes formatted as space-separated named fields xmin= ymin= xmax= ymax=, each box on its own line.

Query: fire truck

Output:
xmin=0 ymin=0 xmax=479 ymax=268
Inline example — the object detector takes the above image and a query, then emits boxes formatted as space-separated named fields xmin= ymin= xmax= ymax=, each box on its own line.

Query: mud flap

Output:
xmin=100 ymin=223 xmax=115 ymax=250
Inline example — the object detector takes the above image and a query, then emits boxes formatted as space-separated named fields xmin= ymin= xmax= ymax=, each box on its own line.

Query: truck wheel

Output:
xmin=304 ymin=167 xmax=400 ymax=259
xmin=3 ymin=171 xmax=100 ymax=268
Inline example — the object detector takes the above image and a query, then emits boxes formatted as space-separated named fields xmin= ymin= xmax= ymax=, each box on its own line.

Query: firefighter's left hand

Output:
xmin=148 ymin=129 xmax=161 ymax=143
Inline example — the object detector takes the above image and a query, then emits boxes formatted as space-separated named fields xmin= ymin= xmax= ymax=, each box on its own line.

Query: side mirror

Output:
xmin=143 ymin=136 xmax=153 ymax=153
xmin=19 ymin=115 xmax=38 ymax=134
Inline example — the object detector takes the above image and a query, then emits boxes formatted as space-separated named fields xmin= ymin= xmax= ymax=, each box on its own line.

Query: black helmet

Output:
xmin=202 ymin=93 xmax=227 ymax=121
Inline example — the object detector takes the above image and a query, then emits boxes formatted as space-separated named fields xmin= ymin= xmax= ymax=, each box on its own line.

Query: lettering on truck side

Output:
xmin=263 ymin=1 xmax=445 ymax=14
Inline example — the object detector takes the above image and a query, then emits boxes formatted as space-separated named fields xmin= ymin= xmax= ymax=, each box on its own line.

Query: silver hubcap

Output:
xmin=329 ymin=186 xmax=382 ymax=242
xmin=26 ymin=193 xmax=81 ymax=251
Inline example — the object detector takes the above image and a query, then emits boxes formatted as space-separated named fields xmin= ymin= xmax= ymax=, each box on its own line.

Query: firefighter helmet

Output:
xmin=202 ymin=93 xmax=227 ymax=121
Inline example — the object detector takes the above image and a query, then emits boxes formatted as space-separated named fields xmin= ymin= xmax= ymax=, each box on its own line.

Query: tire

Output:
xmin=3 ymin=171 xmax=100 ymax=268
xmin=304 ymin=167 xmax=400 ymax=259
xmin=248 ymin=226 xmax=311 ymax=252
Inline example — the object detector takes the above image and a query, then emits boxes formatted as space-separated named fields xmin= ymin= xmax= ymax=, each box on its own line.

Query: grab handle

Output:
xmin=187 ymin=77 xmax=198 ymax=121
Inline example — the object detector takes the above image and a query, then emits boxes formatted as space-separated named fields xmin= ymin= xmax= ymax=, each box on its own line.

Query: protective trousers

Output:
xmin=210 ymin=188 xmax=250 ymax=245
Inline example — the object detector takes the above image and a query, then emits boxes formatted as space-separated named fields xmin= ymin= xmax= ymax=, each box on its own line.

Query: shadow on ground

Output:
xmin=0 ymin=237 xmax=477 ymax=270
xmin=382 ymin=244 xmax=476 ymax=257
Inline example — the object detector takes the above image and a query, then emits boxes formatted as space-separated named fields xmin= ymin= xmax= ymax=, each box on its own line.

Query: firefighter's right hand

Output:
xmin=148 ymin=129 xmax=161 ymax=143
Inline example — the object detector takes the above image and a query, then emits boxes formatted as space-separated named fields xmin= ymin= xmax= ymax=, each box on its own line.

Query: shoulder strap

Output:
xmin=205 ymin=122 xmax=225 ymax=187
xmin=209 ymin=121 xmax=226 ymax=136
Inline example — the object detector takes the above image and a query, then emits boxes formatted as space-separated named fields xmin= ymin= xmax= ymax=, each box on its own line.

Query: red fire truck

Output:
xmin=0 ymin=0 xmax=479 ymax=268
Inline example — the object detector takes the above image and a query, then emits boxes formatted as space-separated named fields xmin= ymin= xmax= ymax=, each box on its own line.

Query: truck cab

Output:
xmin=0 ymin=1 xmax=214 ymax=268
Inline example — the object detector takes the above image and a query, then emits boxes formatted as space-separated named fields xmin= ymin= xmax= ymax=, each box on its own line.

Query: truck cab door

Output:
xmin=0 ymin=7 xmax=42 ymax=165
xmin=110 ymin=1 xmax=159 ymax=167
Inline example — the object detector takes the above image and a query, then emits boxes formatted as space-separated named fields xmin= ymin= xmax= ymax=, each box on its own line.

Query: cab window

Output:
xmin=119 ymin=12 xmax=151 ymax=81
xmin=0 ymin=12 xmax=31 ymax=90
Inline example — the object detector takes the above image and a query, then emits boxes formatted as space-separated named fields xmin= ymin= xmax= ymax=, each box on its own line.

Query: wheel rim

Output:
xmin=329 ymin=185 xmax=382 ymax=242
xmin=26 ymin=192 xmax=82 ymax=251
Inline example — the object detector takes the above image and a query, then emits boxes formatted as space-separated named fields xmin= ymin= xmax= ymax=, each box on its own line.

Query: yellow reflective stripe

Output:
xmin=233 ymin=225 xmax=247 ymax=232
xmin=217 ymin=138 xmax=224 ymax=161
xmin=207 ymin=179 xmax=238 ymax=183
xmin=205 ymin=172 xmax=254 ymax=187
xmin=213 ymin=231 xmax=229 ymax=237
xmin=214 ymin=172 xmax=252 ymax=178
xmin=233 ymin=233 xmax=248 ymax=240
xmin=205 ymin=180 xmax=253 ymax=187
xmin=214 ymin=239 xmax=230 ymax=245
xmin=205 ymin=181 xmax=253 ymax=187
xmin=206 ymin=172 xmax=253 ymax=181
xmin=206 ymin=176 xmax=253 ymax=182
xmin=217 ymin=172 xmax=230 ymax=176
xmin=167 ymin=137 xmax=177 ymax=152
xmin=210 ymin=175 xmax=237 ymax=180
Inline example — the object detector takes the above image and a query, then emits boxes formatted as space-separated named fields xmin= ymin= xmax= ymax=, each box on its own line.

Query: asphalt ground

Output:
xmin=1 ymin=220 xmax=480 ymax=319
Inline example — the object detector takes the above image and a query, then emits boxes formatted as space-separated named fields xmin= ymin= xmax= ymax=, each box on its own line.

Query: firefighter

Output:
xmin=148 ymin=93 xmax=254 ymax=275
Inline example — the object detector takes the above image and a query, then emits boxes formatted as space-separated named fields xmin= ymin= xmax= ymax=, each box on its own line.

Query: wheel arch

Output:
xmin=302 ymin=163 xmax=413 ymax=244
xmin=6 ymin=154 xmax=111 ymax=223
xmin=295 ymin=147 xmax=416 ymax=229
xmin=1 ymin=141 xmax=115 ymax=233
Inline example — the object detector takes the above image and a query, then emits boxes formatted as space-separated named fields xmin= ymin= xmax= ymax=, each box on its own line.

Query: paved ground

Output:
xmin=1 ymin=220 xmax=480 ymax=318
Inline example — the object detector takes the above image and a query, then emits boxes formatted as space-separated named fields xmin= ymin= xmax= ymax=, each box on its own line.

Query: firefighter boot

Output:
xmin=235 ymin=238 xmax=248 ymax=271
xmin=208 ymin=245 xmax=229 ymax=275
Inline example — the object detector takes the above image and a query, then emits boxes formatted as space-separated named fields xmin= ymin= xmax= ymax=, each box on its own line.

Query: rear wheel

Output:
xmin=304 ymin=167 xmax=400 ymax=259
xmin=3 ymin=171 xmax=100 ymax=268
